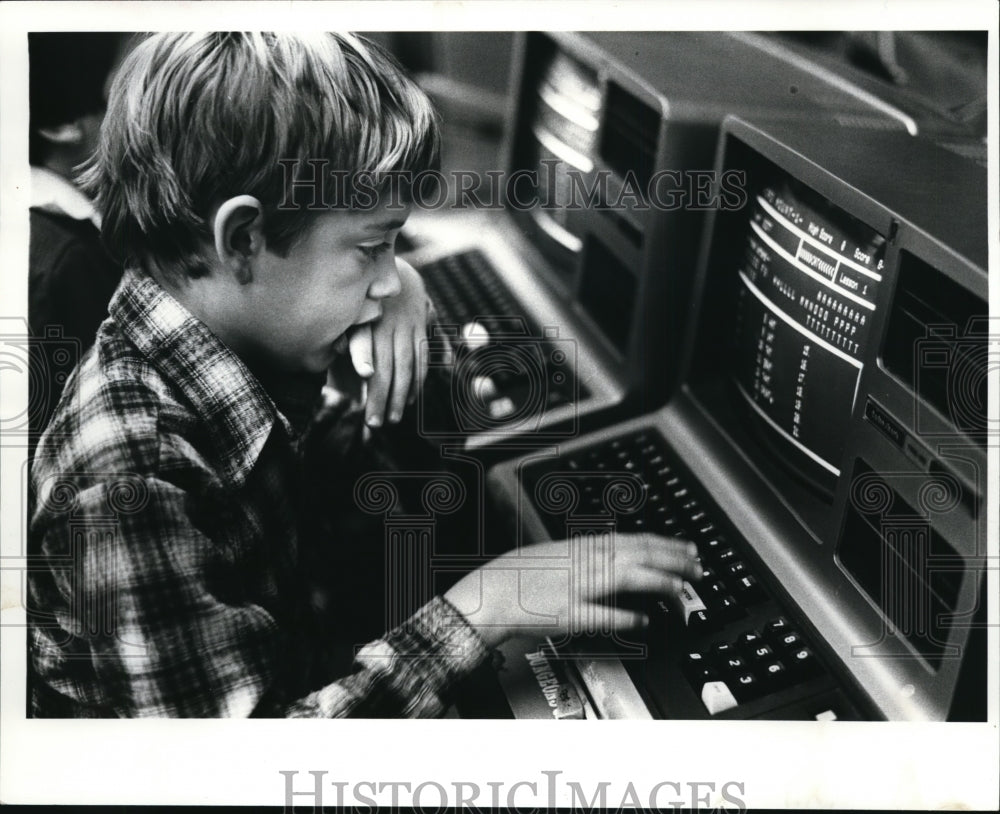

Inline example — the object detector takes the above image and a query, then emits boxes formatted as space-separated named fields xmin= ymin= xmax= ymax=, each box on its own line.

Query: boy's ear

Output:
xmin=213 ymin=195 xmax=265 ymax=284
xmin=37 ymin=123 xmax=85 ymax=145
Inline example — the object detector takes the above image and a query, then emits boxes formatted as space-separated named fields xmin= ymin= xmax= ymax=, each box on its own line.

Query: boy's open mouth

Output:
xmin=332 ymin=305 xmax=384 ymax=355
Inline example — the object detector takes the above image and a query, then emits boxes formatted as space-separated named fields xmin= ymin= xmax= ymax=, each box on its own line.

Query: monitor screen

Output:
xmin=516 ymin=42 xmax=600 ymax=280
xmin=732 ymin=177 xmax=886 ymax=493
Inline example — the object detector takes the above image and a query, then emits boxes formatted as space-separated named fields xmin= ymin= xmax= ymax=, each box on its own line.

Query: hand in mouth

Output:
xmin=333 ymin=307 xmax=383 ymax=354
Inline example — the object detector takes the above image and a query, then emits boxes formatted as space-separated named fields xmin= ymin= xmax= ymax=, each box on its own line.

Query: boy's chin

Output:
xmin=245 ymin=338 xmax=341 ymax=377
xmin=259 ymin=346 xmax=336 ymax=377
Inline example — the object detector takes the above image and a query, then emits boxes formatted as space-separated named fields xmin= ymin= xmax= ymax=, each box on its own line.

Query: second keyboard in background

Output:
xmin=420 ymin=249 xmax=587 ymax=436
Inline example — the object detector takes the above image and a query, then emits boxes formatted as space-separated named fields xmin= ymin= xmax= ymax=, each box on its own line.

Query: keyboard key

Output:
xmin=760 ymin=660 xmax=789 ymax=690
xmin=682 ymin=653 xmax=719 ymax=688
xmin=732 ymin=574 xmax=766 ymax=603
xmin=774 ymin=631 xmax=804 ymax=651
xmin=765 ymin=617 xmax=792 ymax=638
xmin=788 ymin=647 xmax=821 ymax=679
xmin=676 ymin=581 xmax=707 ymax=623
xmin=710 ymin=642 xmax=738 ymax=660
xmin=471 ymin=376 xmax=498 ymax=401
xmin=732 ymin=671 xmax=763 ymax=702
xmin=715 ymin=594 xmax=746 ymax=621
xmin=749 ymin=643 xmax=776 ymax=662
xmin=719 ymin=654 xmax=748 ymax=673
xmin=658 ymin=515 xmax=680 ymax=533
xmin=701 ymin=681 xmax=739 ymax=715
xmin=687 ymin=609 xmax=716 ymax=634
xmin=461 ymin=321 xmax=490 ymax=349
xmin=726 ymin=561 xmax=749 ymax=578
xmin=687 ymin=663 xmax=721 ymax=687
xmin=735 ymin=630 xmax=764 ymax=651
xmin=703 ymin=580 xmax=729 ymax=600
xmin=488 ymin=397 xmax=516 ymax=419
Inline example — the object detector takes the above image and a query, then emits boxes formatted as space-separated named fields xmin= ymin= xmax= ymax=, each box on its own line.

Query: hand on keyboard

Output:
xmin=444 ymin=533 xmax=703 ymax=650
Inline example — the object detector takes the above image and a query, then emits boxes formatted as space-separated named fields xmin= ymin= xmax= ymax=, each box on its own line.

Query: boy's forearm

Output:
xmin=444 ymin=570 xmax=507 ymax=651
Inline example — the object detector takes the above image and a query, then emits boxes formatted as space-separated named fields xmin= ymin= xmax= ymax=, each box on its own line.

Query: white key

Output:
xmin=472 ymin=375 xmax=498 ymax=401
xmin=461 ymin=321 xmax=491 ymax=349
xmin=677 ymin=580 xmax=707 ymax=623
xmin=701 ymin=681 xmax=739 ymax=715
xmin=489 ymin=397 xmax=516 ymax=419
xmin=815 ymin=709 xmax=838 ymax=721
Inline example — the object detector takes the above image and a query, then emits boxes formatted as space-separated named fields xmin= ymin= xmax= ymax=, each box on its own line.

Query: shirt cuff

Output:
xmin=371 ymin=594 xmax=491 ymax=682
xmin=354 ymin=595 xmax=491 ymax=716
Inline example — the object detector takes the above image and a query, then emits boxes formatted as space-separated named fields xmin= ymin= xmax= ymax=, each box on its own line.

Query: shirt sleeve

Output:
xmin=32 ymin=475 xmax=489 ymax=718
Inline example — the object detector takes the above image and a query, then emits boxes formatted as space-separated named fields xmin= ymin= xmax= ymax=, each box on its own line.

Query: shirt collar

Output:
xmin=109 ymin=266 xmax=295 ymax=487
xmin=30 ymin=166 xmax=102 ymax=230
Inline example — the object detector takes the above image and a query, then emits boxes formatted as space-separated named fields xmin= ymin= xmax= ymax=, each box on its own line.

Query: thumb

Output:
xmin=348 ymin=324 xmax=375 ymax=379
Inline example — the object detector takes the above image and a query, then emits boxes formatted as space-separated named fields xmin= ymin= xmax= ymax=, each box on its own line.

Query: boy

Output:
xmin=28 ymin=32 xmax=700 ymax=717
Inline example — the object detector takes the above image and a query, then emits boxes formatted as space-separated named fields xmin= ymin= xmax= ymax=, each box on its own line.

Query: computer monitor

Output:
xmin=678 ymin=115 xmax=988 ymax=717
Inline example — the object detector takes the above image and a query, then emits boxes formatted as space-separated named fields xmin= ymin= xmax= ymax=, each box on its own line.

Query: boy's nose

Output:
xmin=369 ymin=257 xmax=402 ymax=300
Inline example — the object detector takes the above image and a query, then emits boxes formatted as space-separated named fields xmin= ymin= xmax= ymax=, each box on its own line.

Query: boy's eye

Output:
xmin=358 ymin=242 xmax=392 ymax=262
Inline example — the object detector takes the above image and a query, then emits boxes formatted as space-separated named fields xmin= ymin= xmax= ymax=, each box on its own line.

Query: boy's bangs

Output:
xmin=298 ymin=35 xmax=441 ymax=209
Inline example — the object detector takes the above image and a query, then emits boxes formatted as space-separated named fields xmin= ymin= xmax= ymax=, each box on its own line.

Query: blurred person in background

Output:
xmin=28 ymin=32 xmax=131 ymax=447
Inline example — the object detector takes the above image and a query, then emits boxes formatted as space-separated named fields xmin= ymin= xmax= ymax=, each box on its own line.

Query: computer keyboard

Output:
xmin=524 ymin=429 xmax=865 ymax=720
xmin=420 ymin=250 xmax=587 ymax=421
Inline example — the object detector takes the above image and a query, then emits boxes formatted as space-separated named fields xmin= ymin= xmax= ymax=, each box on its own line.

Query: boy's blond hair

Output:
xmin=81 ymin=32 xmax=439 ymax=280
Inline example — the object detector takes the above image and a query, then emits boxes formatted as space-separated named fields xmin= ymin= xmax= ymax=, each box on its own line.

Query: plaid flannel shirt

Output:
xmin=28 ymin=266 xmax=488 ymax=717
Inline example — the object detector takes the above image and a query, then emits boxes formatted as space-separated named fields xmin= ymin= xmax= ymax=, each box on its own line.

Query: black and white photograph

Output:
xmin=1 ymin=1 xmax=996 ymax=809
